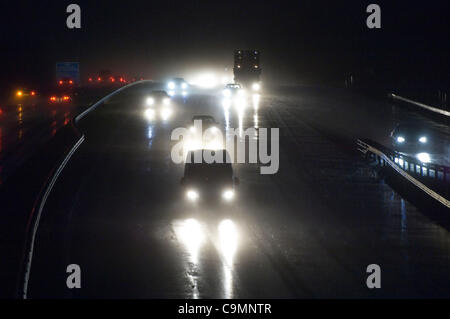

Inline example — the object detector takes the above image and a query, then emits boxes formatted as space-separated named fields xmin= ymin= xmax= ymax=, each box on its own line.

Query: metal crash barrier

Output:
xmin=357 ymin=138 xmax=450 ymax=209
xmin=390 ymin=93 xmax=450 ymax=117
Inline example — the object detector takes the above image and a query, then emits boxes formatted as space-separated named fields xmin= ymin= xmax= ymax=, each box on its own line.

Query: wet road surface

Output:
xmin=24 ymin=82 xmax=450 ymax=298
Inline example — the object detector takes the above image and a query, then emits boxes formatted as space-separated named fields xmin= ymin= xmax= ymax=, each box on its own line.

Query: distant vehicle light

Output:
xmin=252 ymin=83 xmax=261 ymax=91
xmin=16 ymin=91 xmax=23 ymax=97
xmin=182 ymin=91 xmax=188 ymax=96
xmin=146 ymin=97 xmax=155 ymax=106
xmin=417 ymin=152 xmax=431 ymax=163
xmin=222 ymin=189 xmax=234 ymax=201
xmin=168 ymin=91 xmax=175 ymax=97
xmin=50 ymin=96 xmax=56 ymax=101
xmin=69 ymin=80 xmax=73 ymax=84
xmin=144 ymin=108 xmax=155 ymax=120
xmin=63 ymin=96 xmax=70 ymax=101
xmin=181 ymin=83 xmax=188 ymax=89
xmin=59 ymin=80 xmax=63 ymax=85
xmin=237 ymin=65 xmax=241 ymax=68
xmin=254 ymin=65 xmax=258 ymax=68
xmin=186 ymin=190 xmax=199 ymax=201
xmin=168 ymin=82 xmax=175 ymax=89
xmin=396 ymin=136 xmax=405 ymax=143
xmin=88 ymin=78 xmax=93 ymax=82
xmin=419 ymin=136 xmax=427 ymax=143
xmin=161 ymin=108 xmax=172 ymax=120
xmin=189 ymin=126 xmax=196 ymax=133
xmin=31 ymin=91 xmax=36 ymax=96
xmin=163 ymin=98 xmax=170 ymax=105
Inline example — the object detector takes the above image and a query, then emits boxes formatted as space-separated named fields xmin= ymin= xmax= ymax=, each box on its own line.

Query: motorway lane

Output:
xmin=0 ymin=100 xmax=80 ymax=185
xmin=26 ymin=83 xmax=450 ymax=298
xmin=0 ymin=88 xmax=117 ymax=184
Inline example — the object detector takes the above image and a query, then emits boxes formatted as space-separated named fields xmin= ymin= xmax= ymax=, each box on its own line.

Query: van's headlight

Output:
xmin=396 ymin=136 xmax=405 ymax=143
xmin=222 ymin=189 xmax=234 ymax=201
xmin=223 ymin=89 xmax=231 ymax=97
xmin=419 ymin=136 xmax=427 ymax=143
xmin=146 ymin=97 xmax=154 ymax=106
xmin=163 ymin=97 xmax=170 ymax=105
xmin=187 ymin=190 xmax=199 ymax=201
xmin=181 ymin=83 xmax=188 ymax=89
xmin=168 ymin=82 xmax=175 ymax=89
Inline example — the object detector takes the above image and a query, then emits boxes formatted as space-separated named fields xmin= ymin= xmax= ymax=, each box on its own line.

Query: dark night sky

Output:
xmin=0 ymin=0 xmax=449 ymax=91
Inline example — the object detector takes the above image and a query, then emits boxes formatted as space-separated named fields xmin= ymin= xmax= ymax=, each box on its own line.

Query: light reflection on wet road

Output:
xmin=23 ymin=83 xmax=450 ymax=299
xmin=0 ymin=99 xmax=81 ymax=182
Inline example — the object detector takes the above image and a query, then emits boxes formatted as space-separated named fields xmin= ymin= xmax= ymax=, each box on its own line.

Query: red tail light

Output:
xmin=50 ymin=96 xmax=56 ymax=102
xmin=63 ymin=96 xmax=70 ymax=101
xmin=98 ymin=77 xmax=102 ymax=81
xmin=31 ymin=91 xmax=36 ymax=96
xmin=88 ymin=77 xmax=93 ymax=82
xmin=69 ymin=80 xmax=73 ymax=84
xmin=59 ymin=80 xmax=63 ymax=85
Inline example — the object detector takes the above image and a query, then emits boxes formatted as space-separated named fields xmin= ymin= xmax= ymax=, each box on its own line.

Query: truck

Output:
xmin=233 ymin=50 xmax=262 ymax=92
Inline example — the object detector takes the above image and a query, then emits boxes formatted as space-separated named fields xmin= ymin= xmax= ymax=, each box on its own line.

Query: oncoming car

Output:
xmin=222 ymin=83 xmax=245 ymax=98
xmin=390 ymin=123 xmax=432 ymax=149
xmin=188 ymin=115 xmax=223 ymax=150
xmin=390 ymin=123 xmax=434 ymax=163
xmin=167 ymin=78 xmax=189 ymax=97
xmin=144 ymin=90 xmax=172 ymax=120
xmin=181 ymin=149 xmax=239 ymax=205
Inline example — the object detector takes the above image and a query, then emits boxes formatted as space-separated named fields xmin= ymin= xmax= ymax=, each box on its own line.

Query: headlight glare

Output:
xmin=419 ymin=136 xmax=427 ymax=143
xmin=417 ymin=152 xmax=431 ymax=163
xmin=222 ymin=189 xmax=234 ymax=201
xmin=187 ymin=190 xmax=199 ymax=201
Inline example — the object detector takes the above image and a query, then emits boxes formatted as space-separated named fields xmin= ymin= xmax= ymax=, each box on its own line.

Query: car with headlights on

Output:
xmin=188 ymin=115 xmax=223 ymax=150
xmin=167 ymin=78 xmax=189 ymax=97
xmin=390 ymin=123 xmax=432 ymax=150
xmin=181 ymin=149 xmax=239 ymax=205
xmin=144 ymin=90 xmax=172 ymax=120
